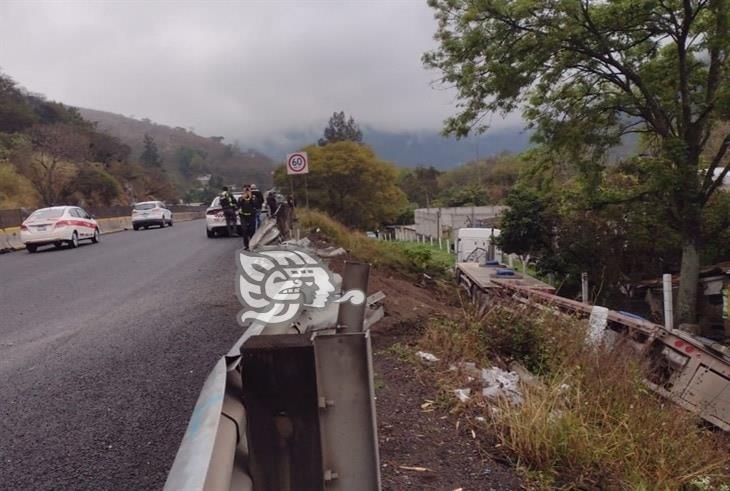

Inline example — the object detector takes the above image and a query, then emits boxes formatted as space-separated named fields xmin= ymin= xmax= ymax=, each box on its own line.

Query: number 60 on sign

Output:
xmin=286 ymin=152 xmax=309 ymax=175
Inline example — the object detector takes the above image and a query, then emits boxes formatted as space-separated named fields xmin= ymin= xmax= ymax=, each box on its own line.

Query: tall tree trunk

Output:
xmin=673 ymin=144 xmax=703 ymax=327
xmin=676 ymin=237 xmax=700 ymax=325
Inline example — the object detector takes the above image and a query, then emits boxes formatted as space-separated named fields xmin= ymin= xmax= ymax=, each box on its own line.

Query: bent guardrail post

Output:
xmin=312 ymin=330 xmax=382 ymax=490
xmin=336 ymin=262 xmax=370 ymax=333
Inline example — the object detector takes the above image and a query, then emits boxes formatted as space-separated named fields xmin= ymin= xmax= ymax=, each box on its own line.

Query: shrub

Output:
xmin=419 ymin=299 xmax=730 ymax=489
xmin=297 ymin=209 xmax=450 ymax=277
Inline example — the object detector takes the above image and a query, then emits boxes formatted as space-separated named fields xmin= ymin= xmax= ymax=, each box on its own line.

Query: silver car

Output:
xmin=132 ymin=201 xmax=173 ymax=230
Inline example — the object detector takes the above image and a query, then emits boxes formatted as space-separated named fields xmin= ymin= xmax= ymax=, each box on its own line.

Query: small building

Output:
xmin=195 ymin=174 xmax=212 ymax=185
xmin=414 ymin=205 xmax=507 ymax=240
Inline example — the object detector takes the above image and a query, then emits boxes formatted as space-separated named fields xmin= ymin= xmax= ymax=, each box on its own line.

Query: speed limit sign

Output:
xmin=286 ymin=152 xmax=309 ymax=175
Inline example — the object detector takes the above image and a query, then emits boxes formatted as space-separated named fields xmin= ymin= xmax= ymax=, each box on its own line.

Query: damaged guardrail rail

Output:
xmin=456 ymin=260 xmax=730 ymax=432
xmin=165 ymin=220 xmax=384 ymax=490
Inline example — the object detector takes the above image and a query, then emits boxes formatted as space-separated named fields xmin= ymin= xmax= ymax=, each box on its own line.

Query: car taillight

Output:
xmin=54 ymin=220 xmax=69 ymax=228
xmin=207 ymin=208 xmax=223 ymax=217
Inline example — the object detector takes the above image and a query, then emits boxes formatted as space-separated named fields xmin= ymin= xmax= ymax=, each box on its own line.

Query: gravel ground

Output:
xmin=0 ymin=221 xmax=247 ymax=490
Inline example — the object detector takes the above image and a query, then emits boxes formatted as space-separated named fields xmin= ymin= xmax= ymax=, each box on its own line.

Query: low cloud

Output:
xmin=0 ymin=1 xmax=521 ymax=148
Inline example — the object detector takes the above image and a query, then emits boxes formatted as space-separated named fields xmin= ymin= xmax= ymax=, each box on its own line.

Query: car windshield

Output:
xmin=134 ymin=203 xmax=157 ymax=210
xmin=29 ymin=208 xmax=64 ymax=220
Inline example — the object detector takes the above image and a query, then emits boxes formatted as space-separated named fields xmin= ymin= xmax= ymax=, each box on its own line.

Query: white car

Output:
xmin=20 ymin=206 xmax=100 ymax=253
xmin=132 ymin=201 xmax=173 ymax=230
xmin=206 ymin=194 xmax=241 ymax=238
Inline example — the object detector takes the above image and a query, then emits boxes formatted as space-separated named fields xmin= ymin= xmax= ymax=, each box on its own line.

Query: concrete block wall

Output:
xmin=413 ymin=206 xmax=508 ymax=239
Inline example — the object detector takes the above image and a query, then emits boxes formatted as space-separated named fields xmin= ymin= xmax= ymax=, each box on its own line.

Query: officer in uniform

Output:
xmin=250 ymin=184 xmax=264 ymax=230
xmin=237 ymin=186 xmax=256 ymax=250
xmin=219 ymin=186 xmax=237 ymax=236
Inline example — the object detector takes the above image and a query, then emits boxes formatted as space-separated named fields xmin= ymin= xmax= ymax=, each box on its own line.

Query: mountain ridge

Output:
xmin=78 ymin=107 xmax=275 ymax=189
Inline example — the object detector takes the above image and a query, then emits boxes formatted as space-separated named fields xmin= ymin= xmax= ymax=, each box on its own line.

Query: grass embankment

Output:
xmin=419 ymin=300 xmax=730 ymax=490
xmin=297 ymin=210 xmax=730 ymax=489
xmin=297 ymin=209 xmax=453 ymax=277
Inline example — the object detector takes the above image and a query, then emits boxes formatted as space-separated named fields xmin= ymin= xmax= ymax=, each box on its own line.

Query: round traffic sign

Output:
xmin=287 ymin=153 xmax=307 ymax=173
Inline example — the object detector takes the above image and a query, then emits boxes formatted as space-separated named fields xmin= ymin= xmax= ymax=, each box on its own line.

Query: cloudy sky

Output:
xmin=0 ymin=0 xmax=520 ymax=149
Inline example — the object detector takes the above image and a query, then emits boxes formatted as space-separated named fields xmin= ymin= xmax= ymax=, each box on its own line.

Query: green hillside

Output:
xmin=79 ymin=108 xmax=274 ymax=192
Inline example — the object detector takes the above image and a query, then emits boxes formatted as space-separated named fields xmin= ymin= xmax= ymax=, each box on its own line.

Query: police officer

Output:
xmin=250 ymin=184 xmax=264 ymax=230
xmin=266 ymin=191 xmax=278 ymax=218
xmin=219 ymin=186 xmax=237 ymax=236
xmin=237 ymin=186 xmax=256 ymax=250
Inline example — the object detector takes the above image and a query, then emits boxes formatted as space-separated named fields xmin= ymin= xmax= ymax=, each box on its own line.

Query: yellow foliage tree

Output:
xmin=275 ymin=142 xmax=407 ymax=229
xmin=0 ymin=162 xmax=40 ymax=209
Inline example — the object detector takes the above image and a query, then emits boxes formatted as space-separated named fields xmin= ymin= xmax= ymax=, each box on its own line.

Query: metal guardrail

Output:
xmin=457 ymin=262 xmax=730 ymax=432
xmin=165 ymin=226 xmax=384 ymax=491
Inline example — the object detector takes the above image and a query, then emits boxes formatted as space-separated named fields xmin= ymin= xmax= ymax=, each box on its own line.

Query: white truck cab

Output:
xmin=455 ymin=227 xmax=501 ymax=263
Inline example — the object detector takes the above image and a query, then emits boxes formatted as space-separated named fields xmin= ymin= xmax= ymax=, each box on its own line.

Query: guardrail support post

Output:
xmin=337 ymin=262 xmax=371 ymax=333
xmin=581 ymin=272 xmax=589 ymax=304
xmin=663 ymin=273 xmax=673 ymax=330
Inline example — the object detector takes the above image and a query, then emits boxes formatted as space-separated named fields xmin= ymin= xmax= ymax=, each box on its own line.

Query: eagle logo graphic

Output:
xmin=236 ymin=248 xmax=363 ymax=327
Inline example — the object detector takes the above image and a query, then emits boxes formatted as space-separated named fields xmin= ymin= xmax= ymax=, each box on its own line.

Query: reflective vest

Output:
xmin=220 ymin=191 xmax=236 ymax=209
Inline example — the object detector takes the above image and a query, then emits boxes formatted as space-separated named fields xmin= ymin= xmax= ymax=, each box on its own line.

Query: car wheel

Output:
xmin=133 ymin=225 xmax=139 ymax=231
xmin=91 ymin=228 xmax=100 ymax=243
xmin=26 ymin=244 xmax=37 ymax=253
xmin=206 ymin=228 xmax=214 ymax=238
xmin=69 ymin=231 xmax=79 ymax=248
xmin=160 ymin=219 xmax=166 ymax=228
xmin=54 ymin=241 xmax=63 ymax=249
xmin=169 ymin=218 xmax=173 ymax=227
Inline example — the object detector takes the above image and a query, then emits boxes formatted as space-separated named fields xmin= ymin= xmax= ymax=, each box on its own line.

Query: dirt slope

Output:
xmin=324 ymin=254 xmax=524 ymax=490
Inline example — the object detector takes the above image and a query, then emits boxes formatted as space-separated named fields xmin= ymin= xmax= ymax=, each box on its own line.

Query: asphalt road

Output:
xmin=0 ymin=220 xmax=247 ymax=490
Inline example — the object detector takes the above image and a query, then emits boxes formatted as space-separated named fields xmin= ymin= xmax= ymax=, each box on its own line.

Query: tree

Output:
xmin=140 ymin=133 xmax=162 ymax=167
xmin=60 ymin=163 xmax=124 ymax=207
xmin=425 ymin=0 xmax=730 ymax=325
xmin=16 ymin=124 xmax=90 ymax=206
xmin=274 ymin=142 xmax=407 ymax=229
xmin=0 ymin=162 xmax=39 ymax=208
xmin=176 ymin=146 xmax=207 ymax=177
xmin=497 ymin=188 xmax=550 ymax=258
xmin=397 ymin=166 xmax=442 ymax=207
xmin=318 ymin=111 xmax=363 ymax=146
xmin=0 ymin=73 xmax=37 ymax=132
xmin=89 ymin=132 xmax=130 ymax=166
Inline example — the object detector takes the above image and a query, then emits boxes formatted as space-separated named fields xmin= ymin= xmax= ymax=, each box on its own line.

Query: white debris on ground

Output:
xmin=315 ymin=246 xmax=347 ymax=258
xmin=453 ymin=388 xmax=471 ymax=403
xmin=416 ymin=351 xmax=439 ymax=363
xmin=449 ymin=361 xmax=524 ymax=406
xmin=481 ymin=367 xmax=524 ymax=406
xmin=449 ymin=361 xmax=480 ymax=376
xmin=281 ymin=237 xmax=312 ymax=248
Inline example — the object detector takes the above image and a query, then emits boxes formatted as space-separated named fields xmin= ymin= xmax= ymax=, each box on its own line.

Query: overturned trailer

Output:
xmin=165 ymin=221 xmax=384 ymax=490
xmin=457 ymin=261 xmax=730 ymax=432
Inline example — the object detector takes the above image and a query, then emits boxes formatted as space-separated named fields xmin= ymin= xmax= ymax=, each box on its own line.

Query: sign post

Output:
xmin=286 ymin=152 xmax=309 ymax=208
